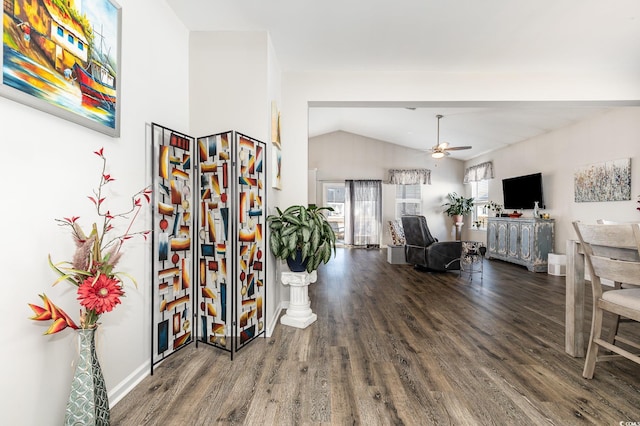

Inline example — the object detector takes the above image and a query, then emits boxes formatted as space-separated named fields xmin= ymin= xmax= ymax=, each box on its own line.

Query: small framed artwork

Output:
xmin=271 ymin=100 xmax=282 ymax=189
xmin=1 ymin=0 xmax=122 ymax=137
xmin=272 ymin=146 xmax=282 ymax=189
xmin=271 ymin=100 xmax=281 ymax=149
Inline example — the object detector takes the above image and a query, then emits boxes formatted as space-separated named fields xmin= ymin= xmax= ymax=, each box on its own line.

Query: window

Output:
xmin=471 ymin=179 xmax=489 ymax=229
xmin=78 ymin=41 xmax=84 ymax=51
xmin=68 ymin=34 xmax=74 ymax=44
xmin=395 ymin=184 xmax=421 ymax=219
xmin=57 ymin=26 xmax=64 ymax=37
xmin=323 ymin=183 xmax=345 ymax=244
xmin=325 ymin=184 xmax=345 ymax=217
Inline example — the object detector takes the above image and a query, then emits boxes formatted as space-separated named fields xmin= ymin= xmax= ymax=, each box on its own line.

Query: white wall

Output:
xmin=0 ymin=1 xmax=190 ymax=424
xmin=189 ymin=31 xmax=269 ymax=138
xmin=309 ymin=131 xmax=464 ymax=243
xmin=266 ymin=35 xmax=285 ymax=325
xmin=465 ymin=107 xmax=640 ymax=252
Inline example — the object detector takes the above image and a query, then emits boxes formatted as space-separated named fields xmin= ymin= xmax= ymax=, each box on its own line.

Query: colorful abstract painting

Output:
xmin=574 ymin=158 xmax=631 ymax=202
xmin=271 ymin=100 xmax=281 ymax=149
xmin=272 ymin=146 xmax=282 ymax=190
xmin=151 ymin=124 xmax=194 ymax=369
xmin=1 ymin=0 xmax=121 ymax=136
xmin=270 ymin=101 xmax=282 ymax=189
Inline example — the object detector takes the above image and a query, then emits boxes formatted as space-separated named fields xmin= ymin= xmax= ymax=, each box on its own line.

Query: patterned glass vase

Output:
xmin=65 ymin=328 xmax=110 ymax=426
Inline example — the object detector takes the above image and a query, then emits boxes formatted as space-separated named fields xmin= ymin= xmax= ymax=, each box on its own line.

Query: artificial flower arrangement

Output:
xmin=484 ymin=201 xmax=504 ymax=216
xmin=28 ymin=148 xmax=151 ymax=334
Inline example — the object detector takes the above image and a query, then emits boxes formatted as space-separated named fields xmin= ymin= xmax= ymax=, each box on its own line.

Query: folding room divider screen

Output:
xmin=151 ymin=123 xmax=267 ymax=372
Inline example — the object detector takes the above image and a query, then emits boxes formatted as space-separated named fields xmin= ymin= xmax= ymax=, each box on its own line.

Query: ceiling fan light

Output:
xmin=428 ymin=114 xmax=472 ymax=158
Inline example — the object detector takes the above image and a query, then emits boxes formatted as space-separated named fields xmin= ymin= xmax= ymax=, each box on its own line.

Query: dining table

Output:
xmin=565 ymin=239 xmax=639 ymax=357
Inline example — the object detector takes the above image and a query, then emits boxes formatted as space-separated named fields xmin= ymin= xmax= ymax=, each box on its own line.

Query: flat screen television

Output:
xmin=502 ymin=173 xmax=544 ymax=210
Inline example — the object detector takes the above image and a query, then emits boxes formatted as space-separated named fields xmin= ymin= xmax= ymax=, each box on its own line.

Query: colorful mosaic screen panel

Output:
xmin=197 ymin=132 xmax=232 ymax=349
xmin=152 ymin=124 xmax=194 ymax=365
xmin=197 ymin=132 xmax=266 ymax=351
xmin=234 ymin=133 xmax=266 ymax=349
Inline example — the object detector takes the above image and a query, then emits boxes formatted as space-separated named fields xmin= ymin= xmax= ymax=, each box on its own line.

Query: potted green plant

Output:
xmin=442 ymin=192 xmax=474 ymax=223
xmin=266 ymin=204 xmax=337 ymax=273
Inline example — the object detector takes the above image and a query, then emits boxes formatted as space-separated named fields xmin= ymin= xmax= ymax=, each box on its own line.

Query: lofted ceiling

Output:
xmin=166 ymin=0 xmax=640 ymax=160
xmin=308 ymin=103 xmax=616 ymax=160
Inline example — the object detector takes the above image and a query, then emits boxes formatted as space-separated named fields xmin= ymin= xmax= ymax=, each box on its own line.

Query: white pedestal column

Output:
xmin=454 ymin=221 xmax=464 ymax=241
xmin=280 ymin=270 xmax=317 ymax=329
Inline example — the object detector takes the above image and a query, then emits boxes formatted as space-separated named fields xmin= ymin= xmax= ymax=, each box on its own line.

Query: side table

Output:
xmin=280 ymin=270 xmax=318 ymax=329
xmin=460 ymin=241 xmax=486 ymax=279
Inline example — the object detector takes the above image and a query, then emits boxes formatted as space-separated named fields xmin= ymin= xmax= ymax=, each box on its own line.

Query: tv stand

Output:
xmin=486 ymin=217 xmax=555 ymax=272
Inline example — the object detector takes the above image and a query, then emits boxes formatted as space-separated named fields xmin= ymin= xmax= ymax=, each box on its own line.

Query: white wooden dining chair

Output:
xmin=572 ymin=221 xmax=640 ymax=379
xmin=595 ymin=219 xmax=640 ymax=344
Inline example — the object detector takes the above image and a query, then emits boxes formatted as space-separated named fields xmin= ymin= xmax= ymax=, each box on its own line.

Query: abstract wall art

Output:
xmin=271 ymin=100 xmax=281 ymax=149
xmin=272 ymin=146 xmax=282 ymax=190
xmin=271 ymin=100 xmax=282 ymax=189
xmin=574 ymin=158 xmax=631 ymax=202
xmin=2 ymin=0 xmax=122 ymax=136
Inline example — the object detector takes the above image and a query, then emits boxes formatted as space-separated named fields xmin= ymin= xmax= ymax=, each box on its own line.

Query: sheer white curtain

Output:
xmin=344 ymin=180 xmax=382 ymax=247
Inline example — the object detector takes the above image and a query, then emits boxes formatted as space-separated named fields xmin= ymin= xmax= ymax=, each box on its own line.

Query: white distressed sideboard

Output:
xmin=486 ymin=217 xmax=555 ymax=272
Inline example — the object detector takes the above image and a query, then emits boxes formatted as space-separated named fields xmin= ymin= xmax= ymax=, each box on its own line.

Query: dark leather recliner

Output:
xmin=401 ymin=215 xmax=461 ymax=272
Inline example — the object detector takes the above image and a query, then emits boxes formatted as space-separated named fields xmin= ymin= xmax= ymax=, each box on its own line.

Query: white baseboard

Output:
xmin=110 ymin=303 xmax=288 ymax=406
xmin=266 ymin=302 xmax=287 ymax=337
xmin=109 ymin=361 xmax=151 ymax=408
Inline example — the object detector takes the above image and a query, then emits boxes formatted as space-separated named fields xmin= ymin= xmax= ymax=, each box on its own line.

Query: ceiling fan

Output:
xmin=429 ymin=114 xmax=472 ymax=158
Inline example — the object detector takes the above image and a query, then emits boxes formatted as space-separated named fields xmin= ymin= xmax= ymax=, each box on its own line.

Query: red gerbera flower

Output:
xmin=77 ymin=275 xmax=124 ymax=314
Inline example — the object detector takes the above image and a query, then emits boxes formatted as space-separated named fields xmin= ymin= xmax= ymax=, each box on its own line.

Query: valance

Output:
xmin=463 ymin=161 xmax=494 ymax=183
xmin=388 ymin=169 xmax=431 ymax=185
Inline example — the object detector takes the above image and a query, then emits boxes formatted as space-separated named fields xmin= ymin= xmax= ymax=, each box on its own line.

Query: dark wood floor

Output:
xmin=111 ymin=248 xmax=640 ymax=425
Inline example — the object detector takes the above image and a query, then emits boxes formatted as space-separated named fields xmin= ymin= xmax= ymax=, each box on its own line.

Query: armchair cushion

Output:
xmin=388 ymin=219 xmax=406 ymax=246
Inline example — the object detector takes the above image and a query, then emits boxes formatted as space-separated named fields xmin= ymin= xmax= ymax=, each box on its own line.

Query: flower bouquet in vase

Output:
xmin=485 ymin=201 xmax=503 ymax=217
xmin=27 ymin=148 xmax=151 ymax=426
